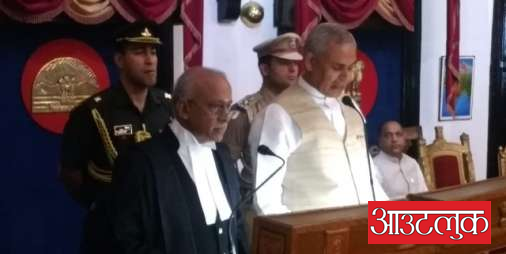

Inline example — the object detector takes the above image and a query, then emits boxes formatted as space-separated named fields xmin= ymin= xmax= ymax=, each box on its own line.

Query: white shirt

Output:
xmin=373 ymin=151 xmax=428 ymax=200
xmin=169 ymin=120 xmax=232 ymax=225
xmin=249 ymin=78 xmax=387 ymax=215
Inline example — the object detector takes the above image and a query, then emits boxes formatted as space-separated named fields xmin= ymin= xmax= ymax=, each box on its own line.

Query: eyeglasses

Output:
xmin=187 ymin=99 xmax=233 ymax=118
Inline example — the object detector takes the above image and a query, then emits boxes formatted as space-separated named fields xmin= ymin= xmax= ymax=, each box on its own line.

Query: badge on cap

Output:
xmin=116 ymin=25 xmax=162 ymax=45
xmin=289 ymin=38 xmax=297 ymax=49
xmin=141 ymin=28 xmax=153 ymax=38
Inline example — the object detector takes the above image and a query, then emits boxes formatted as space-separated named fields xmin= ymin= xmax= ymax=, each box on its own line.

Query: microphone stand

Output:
xmin=228 ymin=145 xmax=285 ymax=254
xmin=342 ymin=96 xmax=376 ymax=201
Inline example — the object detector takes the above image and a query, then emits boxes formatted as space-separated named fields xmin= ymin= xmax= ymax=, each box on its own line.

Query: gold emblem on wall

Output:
xmin=340 ymin=50 xmax=378 ymax=117
xmin=345 ymin=60 xmax=365 ymax=104
xmin=32 ymin=57 xmax=99 ymax=113
xmin=21 ymin=38 xmax=110 ymax=134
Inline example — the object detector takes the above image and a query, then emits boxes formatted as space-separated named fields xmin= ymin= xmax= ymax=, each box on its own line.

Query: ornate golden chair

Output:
xmin=498 ymin=146 xmax=506 ymax=177
xmin=417 ymin=126 xmax=475 ymax=190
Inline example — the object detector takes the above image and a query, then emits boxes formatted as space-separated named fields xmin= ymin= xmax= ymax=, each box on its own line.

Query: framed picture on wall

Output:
xmin=439 ymin=56 xmax=475 ymax=121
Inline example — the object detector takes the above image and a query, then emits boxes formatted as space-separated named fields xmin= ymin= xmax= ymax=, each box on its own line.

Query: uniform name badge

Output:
xmin=114 ymin=124 xmax=133 ymax=136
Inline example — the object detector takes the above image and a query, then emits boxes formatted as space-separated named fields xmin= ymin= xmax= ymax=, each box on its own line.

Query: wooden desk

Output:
xmin=252 ymin=177 xmax=506 ymax=254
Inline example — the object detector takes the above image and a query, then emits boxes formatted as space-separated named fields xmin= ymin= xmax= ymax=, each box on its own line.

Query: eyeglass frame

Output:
xmin=185 ymin=99 xmax=234 ymax=118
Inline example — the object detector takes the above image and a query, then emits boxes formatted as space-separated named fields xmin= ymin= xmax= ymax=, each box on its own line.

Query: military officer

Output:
xmin=59 ymin=21 xmax=172 ymax=254
xmin=223 ymin=33 xmax=303 ymax=195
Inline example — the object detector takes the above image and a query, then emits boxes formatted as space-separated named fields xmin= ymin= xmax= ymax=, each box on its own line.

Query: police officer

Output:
xmin=222 ymin=33 xmax=302 ymax=239
xmin=59 ymin=21 xmax=172 ymax=254
xmin=223 ymin=33 xmax=302 ymax=194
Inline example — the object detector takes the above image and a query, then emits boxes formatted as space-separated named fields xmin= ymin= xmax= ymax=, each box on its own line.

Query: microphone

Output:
xmin=228 ymin=145 xmax=285 ymax=254
xmin=341 ymin=96 xmax=376 ymax=201
xmin=342 ymin=96 xmax=366 ymax=123
xmin=257 ymin=145 xmax=276 ymax=157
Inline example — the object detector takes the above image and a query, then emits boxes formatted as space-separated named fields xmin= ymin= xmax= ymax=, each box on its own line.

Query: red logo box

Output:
xmin=368 ymin=201 xmax=491 ymax=244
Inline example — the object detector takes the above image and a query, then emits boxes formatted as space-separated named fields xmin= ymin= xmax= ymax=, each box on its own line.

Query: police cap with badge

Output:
xmin=253 ymin=32 xmax=303 ymax=61
xmin=232 ymin=33 xmax=304 ymax=121
xmin=114 ymin=21 xmax=162 ymax=51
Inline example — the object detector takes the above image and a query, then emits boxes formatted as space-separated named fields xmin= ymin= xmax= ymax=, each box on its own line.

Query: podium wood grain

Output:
xmin=252 ymin=177 xmax=506 ymax=254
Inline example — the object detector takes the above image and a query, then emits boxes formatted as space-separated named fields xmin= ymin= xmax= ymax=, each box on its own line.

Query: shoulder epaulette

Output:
xmin=235 ymin=92 xmax=265 ymax=123
xmin=150 ymin=87 xmax=172 ymax=103
xmin=86 ymin=88 xmax=111 ymax=109
xmin=236 ymin=93 xmax=262 ymax=110
xmin=93 ymin=96 xmax=102 ymax=103
xmin=80 ymin=94 xmax=103 ymax=111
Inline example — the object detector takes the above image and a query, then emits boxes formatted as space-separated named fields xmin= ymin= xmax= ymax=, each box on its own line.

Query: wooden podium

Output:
xmin=251 ymin=177 xmax=506 ymax=254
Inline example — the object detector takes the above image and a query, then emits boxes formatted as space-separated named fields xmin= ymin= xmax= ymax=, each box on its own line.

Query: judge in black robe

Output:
xmin=112 ymin=67 xmax=246 ymax=254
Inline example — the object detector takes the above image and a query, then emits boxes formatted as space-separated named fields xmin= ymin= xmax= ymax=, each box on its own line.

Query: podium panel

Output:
xmin=252 ymin=177 xmax=506 ymax=254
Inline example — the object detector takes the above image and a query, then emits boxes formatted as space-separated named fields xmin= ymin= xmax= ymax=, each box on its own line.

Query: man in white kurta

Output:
xmin=249 ymin=23 xmax=388 ymax=216
xmin=373 ymin=121 xmax=428 ymax=199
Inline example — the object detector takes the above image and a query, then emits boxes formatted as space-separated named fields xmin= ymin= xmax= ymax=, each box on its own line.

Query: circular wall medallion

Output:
xmin=21 ymin=39 xmax=110 ymax=134
xmin=240 ymin=1 xmax=264 ymax=27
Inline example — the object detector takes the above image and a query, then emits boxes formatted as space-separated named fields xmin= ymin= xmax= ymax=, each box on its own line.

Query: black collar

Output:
xmin=111 ymin=83 xmax=163 ymax=111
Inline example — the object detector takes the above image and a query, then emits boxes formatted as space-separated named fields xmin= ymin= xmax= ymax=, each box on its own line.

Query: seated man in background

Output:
xmin=373 ymin=121 xmax=428 ymax=199
xmin=113 ymin=67 xmax=245 ymax=254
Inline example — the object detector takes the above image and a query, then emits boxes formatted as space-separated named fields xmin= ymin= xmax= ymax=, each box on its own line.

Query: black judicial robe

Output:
xmin=113 ymin=127 xmax=246 ymax=254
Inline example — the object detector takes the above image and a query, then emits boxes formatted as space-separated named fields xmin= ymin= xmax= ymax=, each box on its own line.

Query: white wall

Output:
xmin=420 ymin=0 xmax=494 ymax=180
xmin=203 ymin=0 xmax=277 ymax=102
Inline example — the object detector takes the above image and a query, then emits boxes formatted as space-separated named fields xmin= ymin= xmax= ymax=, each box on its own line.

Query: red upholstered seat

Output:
xmin=433 ymin=155 xmax=460 ymax=188
xmin=417 ymin=126 xmax=475 ymax=191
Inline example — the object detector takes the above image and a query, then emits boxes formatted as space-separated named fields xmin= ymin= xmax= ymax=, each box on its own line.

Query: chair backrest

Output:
xmin=417 ymin=126 xmax=475 ymax=190
xmin=498 ymin=146 xmax=506 ymax=177
xmin=403 ymin=125 xmax=423 ymax=160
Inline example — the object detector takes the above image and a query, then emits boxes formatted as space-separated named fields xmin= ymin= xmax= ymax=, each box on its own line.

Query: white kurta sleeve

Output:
xmin=248 ymin=103 xmax=301 ymax=215
xmin=413 ymin=162 xmax=429 ymax=193
xmin=371 ymin=155 xmax=390 ymax=201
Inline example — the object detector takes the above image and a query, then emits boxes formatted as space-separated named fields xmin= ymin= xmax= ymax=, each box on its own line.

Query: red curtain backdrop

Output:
xmin=0 ymin=0 xmax=203 ymax=67
xmin=64 ymin=0 xmax=115 ymax=25
xmin=393 ymin=0 xmax=414 ymax=30
xmin=295 ymin=0 xmax=414 ymax=39
xmin=181 ymin=0 xmax=203 ymax=68
xmin=375 ymin=0 xmax=414 ymax=31
xmin=110 ymin=0 xmax=177 ymax=23
xmin=446 ymin=0 xmax=460 ymax=117
xmin=0 ymin=0 xmax=64 ymax=23
xmin=295 ymin=0 xmax=321 ymax=40
xmin=321 ymin=0 xmax=379 ymax=29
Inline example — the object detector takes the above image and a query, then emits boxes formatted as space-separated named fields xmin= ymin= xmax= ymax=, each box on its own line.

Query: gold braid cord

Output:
xmin=87 ymin=161 xmax=112 ymax=183
xmin=88 ymin=108 xmax=118 ymax=183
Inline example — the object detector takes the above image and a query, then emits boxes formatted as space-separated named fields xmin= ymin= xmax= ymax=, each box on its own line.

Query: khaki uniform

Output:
xmin=223 ymin=87 xmax=276 ymax=193
xmin=223 ymin=32 xmax=303 ymax=246
xmin=223 ymin=32 xmax=302 ymax=184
